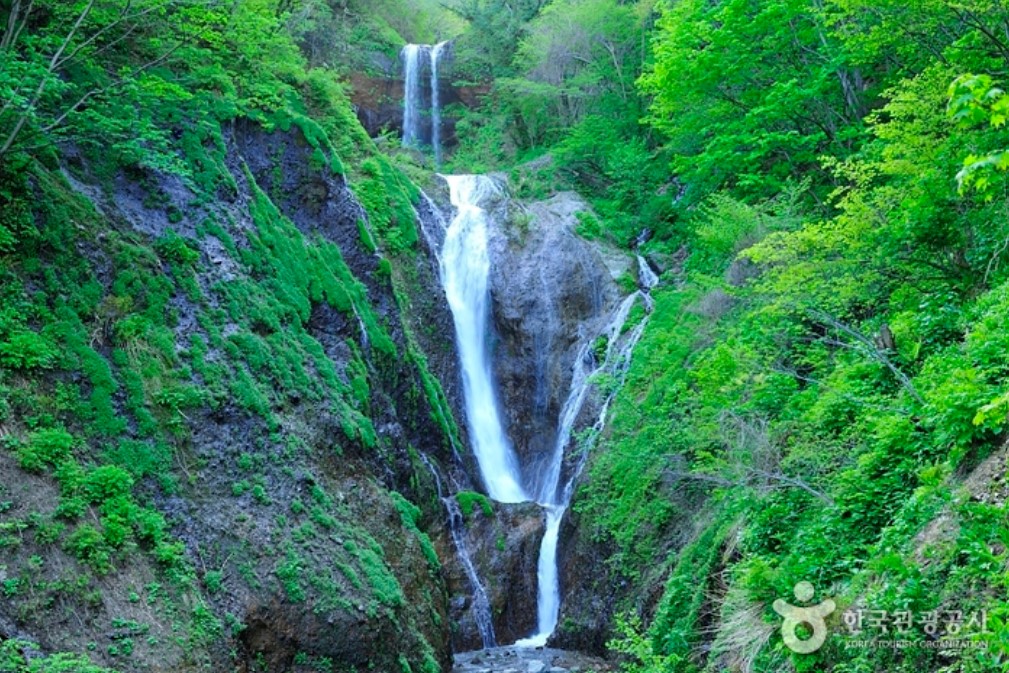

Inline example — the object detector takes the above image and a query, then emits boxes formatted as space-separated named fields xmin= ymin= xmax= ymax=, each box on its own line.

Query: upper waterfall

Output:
xmin=440 ymin=175 xmax=528 ymax=504
xmin=400 ymin=42 xmax=449 ymax=163
xmin=431 ymin=42 xmax=447 ymax=165
xmin=401 ymin=44 xmax=424 ymax=148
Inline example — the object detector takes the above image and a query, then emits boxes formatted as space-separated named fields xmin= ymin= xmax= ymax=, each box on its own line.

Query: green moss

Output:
xmin=342 ymin=538 xmax=404 ymax=608
xmin=351 ymin=156 xmax=420 ymax=254
xmin=264 ymin=107 xmax=345 ymax=177
xmin=390 ymin=492 xmax=440 ymax=570
xmin=154 ymin=230 xmax=200 ymax=266
xmin=456 ymin=491 xmax=494 ymax=519
xmin=276 ymin=547 xmax=306 ymax=603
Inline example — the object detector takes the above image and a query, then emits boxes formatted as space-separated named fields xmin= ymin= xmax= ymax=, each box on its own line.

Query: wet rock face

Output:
xmin=487 ymin=194 xmax=622 ymax=498
xmin=436 ymin=501 xmax=544 ymax=650
xmin=549 ymin=508 xmax=624 ymax=655
xmin=552 ymin=466 xmax=706 ymax=654
xmin=163 ymin=406 xmax=452 ymax=673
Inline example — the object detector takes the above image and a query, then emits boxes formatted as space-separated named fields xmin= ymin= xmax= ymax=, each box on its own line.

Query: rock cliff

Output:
xmin=0 ymin=117 xmax=462 ymax=673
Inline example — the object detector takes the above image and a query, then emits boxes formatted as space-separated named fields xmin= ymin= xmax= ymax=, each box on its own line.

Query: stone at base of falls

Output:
xmin=435 ymin=501 xmax=545 ymax=650
xmin=453 ymin=647 xmax=616 ymax=673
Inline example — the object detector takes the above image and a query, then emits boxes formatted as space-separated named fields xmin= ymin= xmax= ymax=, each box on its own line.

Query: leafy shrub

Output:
xmin=0 ymin=330 xmax=58 ymax=370
xmin=16 ymin=429 xmax=74 ymax=473
xmin=456 ymin=491 xmax=493 ymax=518
xmin=154 ymin=230 xmax=200 ymax=266
xmin=0 ymin=639 xmax=119 ymax=673
xmin=64 ymin=525 xmax=112 ymax=573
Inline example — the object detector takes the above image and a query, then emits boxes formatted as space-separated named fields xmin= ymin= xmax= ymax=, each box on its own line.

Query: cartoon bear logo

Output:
xmin=772 ymin=581 xmax=835 ymax=654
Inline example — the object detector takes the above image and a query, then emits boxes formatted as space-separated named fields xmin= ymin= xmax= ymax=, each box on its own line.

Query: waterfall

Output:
xmin=401 ymin=44 xmax=424 ymax=148
xmin=638 ymin=254 xmax=659 ymax=290
xmin=428 ymin=169 xmax=660 ymax=647
xmin=445 ymin=496 xmax=498 ymax=648
xmin=517 ymin=280 xmax=656 ymax=647
xmin=401 ymin=42 xmax=448 ymax=163
xmin=418 ymin=453 xmax=497 ymax=648
xmin=440 ymin=175 xmax=527 ymax=504
xmin=431 ymin=41 xmax=448 ymax=165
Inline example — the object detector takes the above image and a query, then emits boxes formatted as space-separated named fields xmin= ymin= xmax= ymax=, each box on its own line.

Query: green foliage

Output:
xmin=15 ymin=429 xmax=74 ymax=473
xmin=948 ymin=73 xmax=1009 ymax=197
xmin=455 ymin=491 xmax=493 ymax=518
xmin=574 ymin=4 xmax=1009 ymax=671
xmin=0 ymin=640 xmax=119 ymax=673
xmin=390 ymin=492 xmax=441 ymax=570
xmin=449 ymin=0 xmax=551 ymax=79
xmin=0 ymin=329 xmax=59 ymax=370
xmin=642 ymin=0 xmax=867 ymax=201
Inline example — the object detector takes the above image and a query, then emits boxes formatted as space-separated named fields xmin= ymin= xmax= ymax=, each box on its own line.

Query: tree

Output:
xmin=0 ymin=0 xmax=201 ymax=162
xmin=641 ymin=0 xmax=872 ymax=202
xmin=508 ymin=0 xmax=644 ymax=130
xmin=444 ymin=0 xmax=548 ymax=76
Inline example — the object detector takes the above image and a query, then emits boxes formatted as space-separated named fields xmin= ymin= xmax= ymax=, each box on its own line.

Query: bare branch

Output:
xmin=771 ymin=364 xmax=909 ymax=415
xmin=2 ymin=0 xmax=23 ymax=50
xmin=8 ymin=0 xmax=35 ymax=49
xmin=37 ymin=38 xmax=184 ymax=137
xmin=809 ymin=309 xmax=924 ymax=405
xmin=0 ymin=0 xmax=98 ymax=157
xmin=665 ymin=467 xmax=835 ymax=505
xmin=53 ymin=0 xmax=139 ymax=70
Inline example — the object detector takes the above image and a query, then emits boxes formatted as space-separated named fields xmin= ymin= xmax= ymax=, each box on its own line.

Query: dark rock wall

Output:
xmin=434 ymin=501 xmax=543 ymax=651
xmin=347 ymin=59 xmax=491 ymax=147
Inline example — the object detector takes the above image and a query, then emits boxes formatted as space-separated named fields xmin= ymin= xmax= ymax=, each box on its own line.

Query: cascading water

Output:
xmin=420 ymin=157 xmax=658 ymax=647
xmin=440 ymin=175 xmax=528 ymax=504
xmin=517 ymin=261 xmax=658 ymax=647
xmin=445 ymin=496 xmax=498 ymax=648
xmin=401 ymin=44 xmax=424 ymax=148
xmin=418 ymin=453 xmax=497 ymax=648
xmin=400 ymin=42 xmax=448 ymax=163
xmin=638 ymin=254 xmax=659 ymax=290
xmin=430 ymin=41 xmax=447 ymax=165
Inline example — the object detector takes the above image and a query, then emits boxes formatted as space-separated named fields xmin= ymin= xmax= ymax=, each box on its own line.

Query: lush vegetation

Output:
xmin=0 ymin=1 xmax=459 ymax=671
xmin=434 ymin=0 xmax=1009 ymax=671
xmin=9 ymin=0 xmax=1009 ymax=671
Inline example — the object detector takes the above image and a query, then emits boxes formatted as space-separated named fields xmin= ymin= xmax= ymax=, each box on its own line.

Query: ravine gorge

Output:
xmin=4 ymin=2 xmax=1009 ymax=673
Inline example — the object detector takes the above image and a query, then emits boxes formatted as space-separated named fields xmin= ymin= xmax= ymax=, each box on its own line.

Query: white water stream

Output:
xmin=516 ymin=277 xmax=654 ymax=646
xmin=401 ymin=44 xmax=423 ymax=148
xmin=431 ymin=41 xmax=447 ymax=165
xmin=440 ymin=175 xmax=528 ymax=504
xmin=401 ymin=42 xmax=449 ymax=163
xmin=422 ymin=165 xmax=658 ymax=645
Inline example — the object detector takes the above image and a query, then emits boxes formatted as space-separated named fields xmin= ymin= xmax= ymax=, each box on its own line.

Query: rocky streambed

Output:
xmin=453 ymin=647 xmax=615 ymax=673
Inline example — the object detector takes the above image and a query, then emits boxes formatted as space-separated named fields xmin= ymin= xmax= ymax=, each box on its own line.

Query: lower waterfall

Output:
xmin=440 ymin=174 xmax=527 ymax=504
xmin=517 ymin=272 xmax=657 ymax=646
xmin=434 ymin=174 xmax=657 ymax=647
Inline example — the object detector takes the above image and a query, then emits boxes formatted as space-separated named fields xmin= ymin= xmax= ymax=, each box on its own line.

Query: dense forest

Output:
xmin=4 ymin=0 xmax=1009 ymax=672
